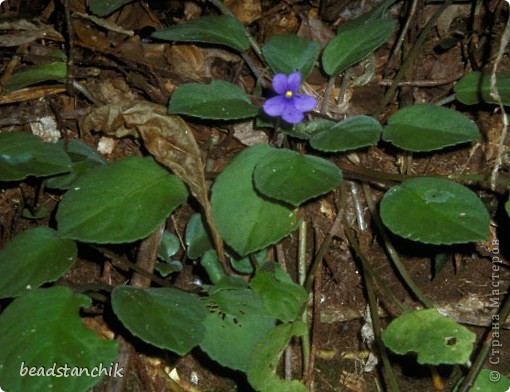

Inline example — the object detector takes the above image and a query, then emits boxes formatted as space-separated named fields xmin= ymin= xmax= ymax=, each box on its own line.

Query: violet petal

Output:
xmin=272 ymin=74 xmax=289 ymax=95
xmin=263 ymin=95 xmax=286 ymax=116
xmin=293 ymin=94 xmax=318 ymax=112
xmin=281 ymin=102 xmax=304 ymax=124
xmin=286 ymin=72 xmax=302 ymax=93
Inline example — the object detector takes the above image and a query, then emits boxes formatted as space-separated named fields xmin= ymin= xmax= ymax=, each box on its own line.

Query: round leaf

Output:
xmin=211 ymin=145 xmax=299 ymax=256
xmin=185 ymin=213 xmax=214 ymax=259
xmin=0 ymin=286 xmax=118 ymax=392
xmin=310 ymin=115 xmax=382 ymax=152
xmin=0 ymin=227 xmax=76 ymax=299
xmin=382 ymin=104 xmax=480 ymax=152
xmin=152 ymin=15 xmax=250 ymax=53
xmin=168 ymin=80 xmax=259 ymax=120
xmin=112 ymin=286 xmax=206 ymax=356
xmin=262 ymin=35 xmax=321 ymax=78
xmin=322 ymin=18 xmax=396 ymax=76
xmin=382 ymin=309 xmax=476 ymax=365
xmin=253 ymin=149 xmax=342 ymax=207
xmin=0 ymin=132 xmax=71 ymax=181
xmin=56 ymin=156 xmax=188 ymax=243
xmin=380 ymin=178 xmax=489 ymax=244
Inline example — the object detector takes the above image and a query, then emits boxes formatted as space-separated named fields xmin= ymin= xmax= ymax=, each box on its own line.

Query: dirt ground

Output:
xmin=1 ymin=0 xmax=510 ymax=391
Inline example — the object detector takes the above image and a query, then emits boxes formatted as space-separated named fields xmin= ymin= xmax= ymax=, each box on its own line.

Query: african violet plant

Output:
xmin=0 ymin=1 xmax=508 ymax=391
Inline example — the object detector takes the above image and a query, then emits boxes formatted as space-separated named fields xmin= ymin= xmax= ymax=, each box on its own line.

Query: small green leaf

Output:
xmin=211 ymin=145 xmax=298 ymax=256
xmin=382 ymin=104 xmax=480 ymax=152
xmin=469 ymin=369 xmax=510 ymax=391
xmin=155 ymin=260 xmax=182 ymax=277
xmin=0 ymin=286 xmax=118 ymax=392
xmin=229 ymin=248 xmax=267 ymax=274
xmin=168 ymin=80 xmax=259 ymax=120
xmin=262 ymin=35 xmax=320 ymax=78
xmin=380 ymin=178 xmax=489 ymax=244
xmin=454 ymin=72 xmax=510 ymax=106
xmin=4 ymin=62 xmax=66 ymax=92
xmin=382 ymin=309 xmax=476 ymax=365
xmin=322 ymin=18 xmax=396 ymax=76
xmin=0 ymin=132 xmax=71 ymax=181
xmin=247 ymin=322 xmax=308 ymax=392
xmin=157 ymin=230 xmax=180 ymax=262
xmin=310 ymin=115 xmax=382 ymax=152
xmin=46 ymin=139 xmax=107 ymax=190
xmin=0 ymin=227 xmax=76 ymax=299
xmin=251 ymin=263 xmax=308 ymax=321
xmin=89 ymin=0 xmax=134 ymax=17
xmin=200 ymin=249 xmax=226 ymax=285
xmin=56 ymin=156 xmax=188 ymax=243
xmin=253 ymin=149 xmax=342 ymax=207
xmin=200 ymin=289 xmax=275 ymax=371
xmin=290 ymin=119 xmax=336 ymax=140
xmin=152 ymin=15 xmax=250 ymax=52
xmin=112 ymin=286 xmax=206 ymax=355
xmin=185 ymin=213 xmax=214 ymax=259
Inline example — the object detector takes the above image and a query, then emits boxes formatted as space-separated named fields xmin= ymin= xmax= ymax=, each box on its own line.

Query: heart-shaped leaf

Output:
xmin=0 ymin=227 xmax=76 ymax=299
xmin=0 ymin=132 xmax=71 ymax=181
xmin=152 ymin=15 xmax=250 ymax=53
xmin=211 ymin=145 xmax=298 ymax=256
xmin=322 ymin=18 xmax=396 ymax=76
xmin=57 ymin=156 xmax=188 ymax=243
xmin=382 ymin=104 xmax=480 ymax=152
xmin=262 ymin=35 xmax=320 ymax=78
xmin=112 ymin=286 xmax=206 ymax=356
xmin=253 ymin=148 xmax=342 ymax=207
xmin=380 ymin=178 xmax=489 ymax=244
xmin=310 ymin=115 xmax=382 ymax=152
xmin=382 ymin=309 xmax=476 ymax=365
xmin=0 ymin=286 xmax=118 ymax=392
xmin=168 ymin=80 xmax=259 ymax=120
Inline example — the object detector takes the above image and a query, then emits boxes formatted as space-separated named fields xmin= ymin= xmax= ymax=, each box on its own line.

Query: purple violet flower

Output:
xmin=263 ymin=72 xmax=318 ymax=124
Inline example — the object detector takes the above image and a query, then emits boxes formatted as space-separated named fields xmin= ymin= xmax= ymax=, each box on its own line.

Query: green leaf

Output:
xmin=89 ymin=0 xmax=134 ymax=17
xmin=45 ymin=139 xmax=107 ymax=190
xmin=157 ymin=230 xmax=180 ymax=262
xmin=56 ymin=156 xmax=188 ymax=243
xmin=247 ymin=322 xmax=308 ymax=392
xmin=382 ymin=104 xmax=480 ymax=152
xmin=112 ymin=286 xmax=206 ymax=355
xmin=0 ymin=286 xmax=118 ymax=392
xmin=200 ymin=249 xmax=226 ymax=285
xmin=253 ymin=149 xmax=342 ymax=207
xmin=251 ymin=263 xmax=308 ymax=322
xmin=152 ymin=15 xmax=250 ymax=53
xmin=229 ymin=248 xmax=267 ymax=274
xmin=310 ymin=115 xmax=382 ymax=152
xmin=336 ymin=0 xmax=398 ymax=32
xmin=211 ymin=145 xmax=299 ymax=256
xmin=4 ymin=62 xmax=66 ymax=92
xmin=262 ymin=35 xmax=320 ymax=78
xmin=168 ymin=80 xmax=259 ymax=120
xmin=290 ymin=119 xmax=336 ymax=140
xmin=382 ymin=309 xmax=476 ymax=365
xmin=200 ymin=289 xmax=275 ymax=371
xmin=454 ymin=72 xmax=510 ymax=106
xmin=322 ymin=18 xmax=396 ymax=76
xmin=380 ymin=178 xmax=489 ymax=244
xmin=185 ymin=213 xmax=214 ymax=259
xmin=0 ymin=227 xmax=76 ymax=299
xmin=155 ymin=260 xmax=182 ymax=277
xmin=469 ymin=369 xmax=510 ymax=391
xmin=0 ymin=132 xmax=71 ymax=181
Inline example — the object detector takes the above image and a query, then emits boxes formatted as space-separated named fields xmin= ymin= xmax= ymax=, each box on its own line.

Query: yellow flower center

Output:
xmin=285 ymin=90 xmax=293 ymax=98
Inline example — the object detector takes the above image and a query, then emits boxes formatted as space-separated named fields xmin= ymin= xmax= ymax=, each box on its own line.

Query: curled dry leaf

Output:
xmin=81 ymin=100 xmax=225 ymax=263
